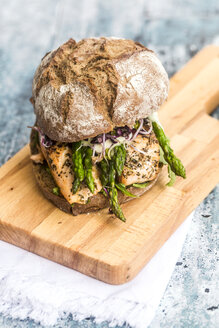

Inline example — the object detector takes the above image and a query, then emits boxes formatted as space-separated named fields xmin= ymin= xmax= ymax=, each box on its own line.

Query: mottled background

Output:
xmin=0 ymin=0 xmax=218 ymax=327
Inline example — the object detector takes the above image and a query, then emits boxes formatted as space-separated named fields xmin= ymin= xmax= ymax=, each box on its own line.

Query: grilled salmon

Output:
xmin=40 ymin=143 xmax=102 ymax=204
xmin=119 ymin=133 xmax=160 ymax=186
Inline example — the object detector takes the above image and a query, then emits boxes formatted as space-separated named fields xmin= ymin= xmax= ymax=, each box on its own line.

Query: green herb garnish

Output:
xmin=132 ymin=182 xmax=150 ymax=188
xmin=166 ymin=165 xmax=176 ymax=186
xmin=52 ymin=187 xmax=60 ymax=196
xmin=46 ymin=167 xmax=52 ymax=175
xmin=116 ymin=183 xmax=138 ymax=198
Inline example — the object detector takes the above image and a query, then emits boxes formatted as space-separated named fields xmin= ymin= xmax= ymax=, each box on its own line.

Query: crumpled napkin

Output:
xmin=0 ymin=213 xmax=192 ymax=328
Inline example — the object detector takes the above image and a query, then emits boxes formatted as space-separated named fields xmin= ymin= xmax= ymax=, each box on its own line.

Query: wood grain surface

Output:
xmin=0 ymin=46 xmax=219 ymax=285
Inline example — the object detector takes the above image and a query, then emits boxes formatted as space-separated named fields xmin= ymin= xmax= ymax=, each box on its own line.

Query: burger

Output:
xmin=29 ymin=37 xmax=186 ymax=222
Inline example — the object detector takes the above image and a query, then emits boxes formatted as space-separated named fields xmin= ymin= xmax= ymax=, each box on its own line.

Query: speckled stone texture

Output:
xmin=0 ymin=0 xmax=218 ymax=327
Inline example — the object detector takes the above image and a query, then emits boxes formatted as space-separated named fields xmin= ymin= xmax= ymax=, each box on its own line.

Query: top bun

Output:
xmin=32 ymin=37 xmax=169 ymax=142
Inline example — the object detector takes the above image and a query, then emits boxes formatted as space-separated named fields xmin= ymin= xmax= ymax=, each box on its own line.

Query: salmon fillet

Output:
xmin=40 ymin=143 xmax=102 ymax=204
xmin=119 ymin=133 xmax=160 ymax=186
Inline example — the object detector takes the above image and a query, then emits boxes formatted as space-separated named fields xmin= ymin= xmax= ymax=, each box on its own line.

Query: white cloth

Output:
xmin=0 ymin=213 xmax=192 ymax=328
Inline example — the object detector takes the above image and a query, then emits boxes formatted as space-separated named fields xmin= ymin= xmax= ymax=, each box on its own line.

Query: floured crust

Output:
xmin=32 ymin=37 xmax=169 ymax=142
xmin=112 ymin=51 xmax=168 ymax=125
xmin=30 ymin=130 xmax=160 ymax=216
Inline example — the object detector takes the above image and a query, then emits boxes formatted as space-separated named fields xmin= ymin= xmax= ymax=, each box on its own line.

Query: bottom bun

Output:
xmin=30 ymin=129 xmax=160 ymax=216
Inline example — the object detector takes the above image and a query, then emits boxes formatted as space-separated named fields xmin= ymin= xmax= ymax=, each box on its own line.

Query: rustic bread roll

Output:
xmin=32 ymin=37 xmax=169 ymax=142
xmin=30 ymin=129 xmax=160 ymax=215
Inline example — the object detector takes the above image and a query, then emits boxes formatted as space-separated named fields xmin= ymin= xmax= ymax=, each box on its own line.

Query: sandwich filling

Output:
xmin=30 ymin=115 xmax=186 ymax=221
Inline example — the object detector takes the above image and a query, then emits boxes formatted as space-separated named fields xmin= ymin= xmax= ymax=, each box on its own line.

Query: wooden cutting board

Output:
xmin=0 ymin=46 xmax=219 ymax=285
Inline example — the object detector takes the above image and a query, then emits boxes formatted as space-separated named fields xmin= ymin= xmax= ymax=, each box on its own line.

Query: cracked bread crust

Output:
xmin=32 ymin=37 xmax=169 ymax=142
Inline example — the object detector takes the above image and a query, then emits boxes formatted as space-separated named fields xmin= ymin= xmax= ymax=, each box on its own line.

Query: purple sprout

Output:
xmin=28 ymin=126 xmax=54 ymax=148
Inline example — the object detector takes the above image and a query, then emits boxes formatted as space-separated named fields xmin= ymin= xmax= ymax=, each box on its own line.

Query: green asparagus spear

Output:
xmin=152 ymin=122 xmax=186 ymax=179
xmin=114 ymin=144 xmax=126 ymax=177
xmin=109 ymin=187 xmax=126 ymax=222
xmin=72 ymin=177 xmax=80 ymax=194
xmin=116 ymin=183 xmax=138 ymax=198
xmin=72 ymin=141 xmax=85 ymax=193
xmin=132 ymin=182 xmax=150 ymax=188
xmin=109 ymin=160 xmax=116 ymax=187
xmin=99 ymin=148 xmax=126 ymax=221
xmin=84 ymin=147 xmax=95 ymax=193
xmin=99 ymin=159 xmax=109 ymax=187
xmin=72 ymin=141 xmax=85 ymax=181
xmin=109 ymin=160 xmax=126 ymax=222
